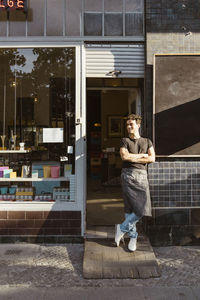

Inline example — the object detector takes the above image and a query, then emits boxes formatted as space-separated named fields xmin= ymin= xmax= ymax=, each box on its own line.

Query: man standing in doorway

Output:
xmin=115 ymin=114 xmax=155 ymax=252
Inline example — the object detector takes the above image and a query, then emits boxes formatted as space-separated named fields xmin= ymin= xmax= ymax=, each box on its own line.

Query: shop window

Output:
xmin=125 ymin=0 xmax=144 ymax=12
xmin=104 ymin=13 xmax=123 ymax=36
xmin=84 ymin=13 xmax=102 ymax=36
xmin=125 ymin=13 xmax=143 ymax=36
xmin=84 ymin=0 xmax=103 ymax=36
xmin=0 ymin=48 xmax=76 ymax=202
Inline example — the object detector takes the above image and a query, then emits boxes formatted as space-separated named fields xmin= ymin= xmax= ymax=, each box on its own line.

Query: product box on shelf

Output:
xmin=16 ymin=188 xmax=34 ymax=201
xmin=51 ymin=165 xmax=60 ymax=178
xmin=32 ymin=170 xmax=38 ymax=178
xmin=34 ymin=194 xmax=54 ymax=202
xmin=0 ymin=166 xmax=9 ymax=177
xmin=32 ymin=162 xmax=61 ymax=195
xmin=0 ymin=194 xmax=15 ymax=201
xmin=64 ymin=164 xmax=72 ymax=177
xmin=16 ymin=195 xmax=32 ymax=201
xmin=32 ymin=164 xmax=43 ymax=178
xmin=43 ymin=165 xmax=51 ymax=178
xmin=16 ymin=188 xmax=34 ymax=196
xmin=9 ymin=186 xmax=17 ymax=194
xmin=0 ymin=186 xmax=17 ymax=194
xmin=0 ymin=186 xmax=8 ymax=194
xmin=53 ymin=188 xmax=70 ymax=201
xmin=0 ymin=185 xmax=17 ymax=201
xmin=32 ymin=162 xmax=61 ymax=178
xmin=10 ymin=172 xmax=17 ymax=178
xmin=3 ymin=169 xmax=13 ymax=178
xmin=21 ymin=165 xmax=31 ymax=178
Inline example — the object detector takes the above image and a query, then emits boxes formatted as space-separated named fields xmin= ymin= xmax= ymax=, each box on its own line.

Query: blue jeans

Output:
xmin=120 ymin=212 xmax=141 ymax=239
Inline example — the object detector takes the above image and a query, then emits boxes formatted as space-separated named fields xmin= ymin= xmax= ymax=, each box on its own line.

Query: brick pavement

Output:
xmin=0 ymin=243 xmax=200 ymax=288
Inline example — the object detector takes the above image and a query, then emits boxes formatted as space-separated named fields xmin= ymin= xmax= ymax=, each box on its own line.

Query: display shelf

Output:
xmin=0 ymin=150 xmax=30 ymax=153
xmin=0 ymin=201 xmax=77 ymax=205
xmin=0 ymin=176 xmax=70 ymax=182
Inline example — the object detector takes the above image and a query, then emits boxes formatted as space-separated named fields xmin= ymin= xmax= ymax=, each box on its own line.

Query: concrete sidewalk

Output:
xmin=0 ymin=286 xmax=199 ymax=300
xmin=0 ymin=243 xmax=200 ymax=299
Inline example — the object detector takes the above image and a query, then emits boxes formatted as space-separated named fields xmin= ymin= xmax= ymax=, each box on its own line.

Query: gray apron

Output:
xmin=121 ymin=167 xmax=152 ymax=217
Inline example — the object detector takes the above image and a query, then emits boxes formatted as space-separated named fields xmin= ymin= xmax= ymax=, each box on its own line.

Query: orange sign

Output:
xmin=0 ymin=0 xmax=27 ymax=11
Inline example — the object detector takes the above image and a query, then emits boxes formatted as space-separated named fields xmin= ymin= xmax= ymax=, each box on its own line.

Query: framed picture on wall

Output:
xmin=108 ymin=116 xmax=123 ymax=137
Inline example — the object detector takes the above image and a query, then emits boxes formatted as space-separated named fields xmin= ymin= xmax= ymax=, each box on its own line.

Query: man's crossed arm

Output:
xmin=120 ymin=146 xmax=155 ymax=164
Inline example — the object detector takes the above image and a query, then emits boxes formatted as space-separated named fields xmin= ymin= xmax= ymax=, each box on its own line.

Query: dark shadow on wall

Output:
xmin=144 ymin=65 xmax=153 ymax=140
xmin=155 ymin=98 xmax=200 ymax=155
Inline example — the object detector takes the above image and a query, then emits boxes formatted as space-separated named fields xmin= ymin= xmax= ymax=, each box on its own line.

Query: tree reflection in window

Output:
xmin=0 ymin=47 xmax=75 ymax=166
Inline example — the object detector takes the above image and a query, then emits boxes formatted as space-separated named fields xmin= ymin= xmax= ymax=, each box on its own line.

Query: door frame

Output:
xmin=85 ymin=86 xmax=142 ymax=181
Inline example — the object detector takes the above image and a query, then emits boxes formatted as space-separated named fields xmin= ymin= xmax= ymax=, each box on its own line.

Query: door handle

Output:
xmin=76 ymin=118 xmax=82 ymax=125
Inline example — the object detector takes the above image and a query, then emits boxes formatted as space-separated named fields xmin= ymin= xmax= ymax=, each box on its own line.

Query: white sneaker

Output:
xmin=128 ymin=238 xmax=137 ymax=252
xmin=115 ymin=224 xmax=125 ymax=247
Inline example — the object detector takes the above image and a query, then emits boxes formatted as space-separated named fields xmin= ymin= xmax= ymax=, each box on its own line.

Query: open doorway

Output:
xmin=86 ymin=78 xmax=144 ymax=226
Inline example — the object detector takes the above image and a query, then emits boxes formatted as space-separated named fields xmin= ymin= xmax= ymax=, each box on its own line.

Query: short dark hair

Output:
xmin=127 ymin=114 xmax=142 ymax=125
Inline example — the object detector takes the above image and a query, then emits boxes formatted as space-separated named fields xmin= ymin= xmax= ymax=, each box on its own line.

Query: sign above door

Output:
xmin=0 ymin=0 xmax=27 ymax=12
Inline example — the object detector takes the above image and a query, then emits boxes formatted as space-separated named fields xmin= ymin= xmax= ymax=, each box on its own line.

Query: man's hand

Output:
xmin=134 ymin=146 xmax=155 ymax=163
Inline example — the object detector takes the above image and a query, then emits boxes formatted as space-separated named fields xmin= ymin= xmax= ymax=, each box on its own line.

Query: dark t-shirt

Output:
xmin=120 ymin=137 xmax=153 ymax=170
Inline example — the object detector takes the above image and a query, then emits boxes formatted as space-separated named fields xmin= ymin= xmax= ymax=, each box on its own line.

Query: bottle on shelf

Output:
xmin=9 ymin=130 xmax=15 ymax=150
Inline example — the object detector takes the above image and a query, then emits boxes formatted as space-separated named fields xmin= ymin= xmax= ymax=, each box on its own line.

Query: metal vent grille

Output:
xmin=85 ymin=44 xmax=144 ymax=78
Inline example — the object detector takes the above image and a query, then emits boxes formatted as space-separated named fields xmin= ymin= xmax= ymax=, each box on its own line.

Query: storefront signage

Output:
xmin=0 ymin=0 xmax=27 ymax=11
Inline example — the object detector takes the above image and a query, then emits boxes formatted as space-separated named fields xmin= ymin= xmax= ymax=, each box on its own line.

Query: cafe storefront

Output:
xmin=0 ymin=44 xmax=85 ymax=241
xmin=0 ymin=0 xmax=144 ymax=241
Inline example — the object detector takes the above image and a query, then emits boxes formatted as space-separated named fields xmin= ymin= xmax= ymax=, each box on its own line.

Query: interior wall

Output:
xmin=101 ymin=90 xmax=128 ymax=150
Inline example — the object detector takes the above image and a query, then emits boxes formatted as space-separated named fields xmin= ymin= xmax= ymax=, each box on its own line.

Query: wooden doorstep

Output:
xmin=83 ymin=226 xmax=161 ymax=279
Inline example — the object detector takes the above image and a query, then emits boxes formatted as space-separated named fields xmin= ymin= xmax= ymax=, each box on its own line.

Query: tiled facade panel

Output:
xmin=0 ymin=211 xmax=81 ymax=236
xmin=146 ymin=0 xmax=200 ymax=33
xmin=148 ymin=160 xmax=200 ymax=208
xmin=145 ymin=0 xmax=200 ymax=137
xmin=147 ymin=161 xmax=200 ymax=246
xmin=146 ymin=208 xmax=200 ymax=246
xmin=144 ymin=1 xmax=200 ymax=246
